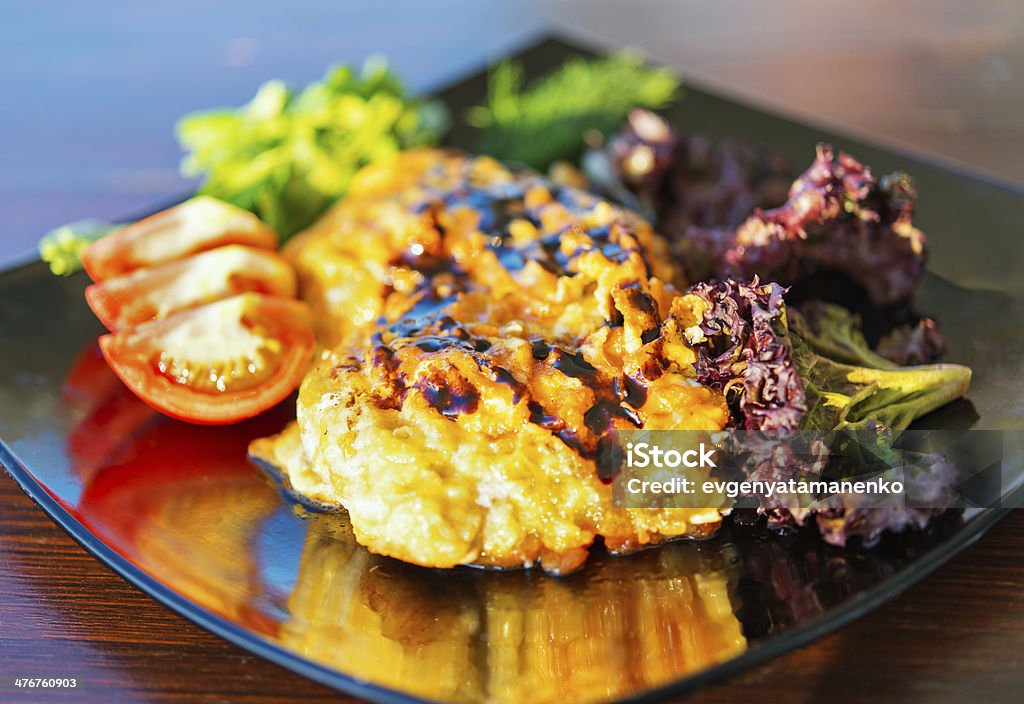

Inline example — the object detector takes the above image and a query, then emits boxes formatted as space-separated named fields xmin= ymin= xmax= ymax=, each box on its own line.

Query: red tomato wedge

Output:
xmin=98 ymin=293 xmax=315 ymax=425
xmin=85 ymin=245 xmax=297 ymax=330
xmin=82 ymin=196 xmax=278 ymax=282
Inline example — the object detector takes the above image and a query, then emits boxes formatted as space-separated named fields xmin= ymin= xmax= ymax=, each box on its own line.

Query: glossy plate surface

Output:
xmin=2 ymin=37 xmax=1023 ymax=704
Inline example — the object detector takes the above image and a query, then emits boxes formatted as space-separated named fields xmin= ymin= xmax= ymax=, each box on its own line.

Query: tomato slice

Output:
xmin=85 ymin=245 xmax=297 ymax=330
xmin=98 ymin=293 xmax=315 ymax=425
xmin=82 ymin=196 xmax=278 ymax=281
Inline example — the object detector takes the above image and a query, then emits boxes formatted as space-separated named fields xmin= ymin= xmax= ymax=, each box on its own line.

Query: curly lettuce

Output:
xmin=588 ymin=108 xmax=792 ymax=230
xmin=684 ymin=279 xmax=970 ymax=546
xmin=596 ymin=114 xmax=928 ymax=306
xmin=687 ymin=278 xmax=807 ymax=433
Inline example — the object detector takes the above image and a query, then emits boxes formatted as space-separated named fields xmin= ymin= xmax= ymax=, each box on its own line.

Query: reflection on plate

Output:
xmin=1 ymin=37 xmax=1023 ymax=704
xmin=284 ymin=516 xmax=747 ymax=702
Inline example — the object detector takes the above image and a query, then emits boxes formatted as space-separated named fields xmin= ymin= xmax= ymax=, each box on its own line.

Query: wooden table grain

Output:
xmin=3 ymin=2 xmax=1024 ymax=702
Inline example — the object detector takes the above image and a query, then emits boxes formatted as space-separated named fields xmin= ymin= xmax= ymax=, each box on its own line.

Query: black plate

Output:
xmin=2 ymin=36 xmax=1023 ymax=704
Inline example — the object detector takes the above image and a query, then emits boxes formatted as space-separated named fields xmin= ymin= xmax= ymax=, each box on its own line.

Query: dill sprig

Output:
xmin=467 ymin=51 xmax=681 ymax=170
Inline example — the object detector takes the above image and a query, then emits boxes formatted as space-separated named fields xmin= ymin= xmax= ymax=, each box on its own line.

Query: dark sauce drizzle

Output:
xmin=415 ymin=371 xmax=480 ymax=419
xmin=361 ymin=160 xmax=670 ymax=482
xmin=525 ymin=337 xmax=654 ymax=481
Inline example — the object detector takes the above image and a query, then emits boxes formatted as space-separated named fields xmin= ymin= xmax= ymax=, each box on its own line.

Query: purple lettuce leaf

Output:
xmin=875 ymin=317 xmax=947 ymax=365
xmin=686 ymin=277 xmax=807 ymax=433
xmin=597 ymin=116 xmax=928 ymax=306
xmin=684 ymin=144 xmax=927 ymax=305
xmin=683 ymin=279 xmax=968 ymax=546
xmin=586 ymin=108 xmax=792 ymax=232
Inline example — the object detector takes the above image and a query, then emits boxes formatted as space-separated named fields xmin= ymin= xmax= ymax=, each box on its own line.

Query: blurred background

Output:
xmin=2 ymin=0 xmax=1022 ymax=268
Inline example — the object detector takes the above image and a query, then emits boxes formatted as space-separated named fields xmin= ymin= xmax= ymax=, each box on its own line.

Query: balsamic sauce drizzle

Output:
xmin=358 ymin=161 xmax=666 ymax=481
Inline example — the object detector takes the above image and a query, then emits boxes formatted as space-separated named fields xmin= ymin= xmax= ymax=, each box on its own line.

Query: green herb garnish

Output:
xmin=177 ymin=58 xmax=448 ymax=239
xmin=468 ymin=51 xmax=681 ymax=170
xmin=39 ymin=219 xmax=121 ymax=276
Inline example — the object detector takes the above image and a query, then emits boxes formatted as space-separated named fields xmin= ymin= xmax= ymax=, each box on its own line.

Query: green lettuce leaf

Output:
xmin=177 ymin=59 xmax=448 ymax=239
xmin=788 ymin=304 xmax=971 ymax=433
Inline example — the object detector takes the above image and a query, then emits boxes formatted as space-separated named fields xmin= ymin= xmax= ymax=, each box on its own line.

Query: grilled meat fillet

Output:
xmin=251 ymin=149 xmax=731 ymax=573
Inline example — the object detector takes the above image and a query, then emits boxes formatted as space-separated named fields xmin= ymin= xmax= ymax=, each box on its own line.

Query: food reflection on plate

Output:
xmin=277 ymin=508 xmax=962 ymax=703
xmin=283 ymin=513 xmax=746 ymax=703
xmin=67 ymin=355 xmax=286 ymax=635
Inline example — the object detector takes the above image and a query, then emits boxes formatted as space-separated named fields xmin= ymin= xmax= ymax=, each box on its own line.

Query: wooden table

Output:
xmin=3 ymin=2 xmax=1024 ymax=702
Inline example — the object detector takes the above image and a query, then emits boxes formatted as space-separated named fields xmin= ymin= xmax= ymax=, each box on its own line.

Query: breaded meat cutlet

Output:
xmin=251 ymin=149 xmax=731 ymax=574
